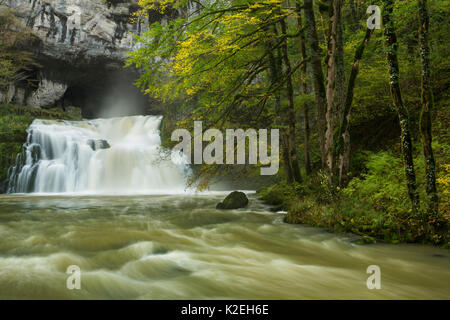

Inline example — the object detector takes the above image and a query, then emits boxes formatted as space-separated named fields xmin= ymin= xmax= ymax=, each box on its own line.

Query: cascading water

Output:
xmin=6 ymin=116 xmax=190 ymax=194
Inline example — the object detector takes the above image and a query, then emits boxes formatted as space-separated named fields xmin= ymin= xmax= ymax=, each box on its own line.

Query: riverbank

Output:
xmin=258 ymin=171 xmax=449 ymax=247
xmin=257 ymin=107 xmax=449 ymax=248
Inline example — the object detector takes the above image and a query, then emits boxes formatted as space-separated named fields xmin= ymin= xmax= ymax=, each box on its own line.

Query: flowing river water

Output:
xmin=0 ymin=194 xmax=449 ymax=299
xmin=0 ymin=116 xmax=448 ymax=299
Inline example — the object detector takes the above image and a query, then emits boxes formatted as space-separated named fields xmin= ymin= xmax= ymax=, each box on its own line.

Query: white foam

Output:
xmin=8 ymin=116 xmax=192 ymax=194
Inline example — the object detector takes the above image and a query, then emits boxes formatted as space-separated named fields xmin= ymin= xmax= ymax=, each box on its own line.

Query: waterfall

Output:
xmin=7 ymin=116 xmax=190 ymax=194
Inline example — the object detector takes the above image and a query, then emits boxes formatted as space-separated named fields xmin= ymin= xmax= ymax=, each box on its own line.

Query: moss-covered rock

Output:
xmin=257 ymin=182 xmax=303 ymax=212
xmin=216 ymin=191 xmax=249 ymax=210
xmin=353 ymin=235 xmax=377 ymax=245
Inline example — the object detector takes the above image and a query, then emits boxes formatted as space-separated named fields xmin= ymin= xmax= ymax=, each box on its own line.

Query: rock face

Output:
xmin=1 ymin=0 xmax=177 ymax=116
xmin=7 ymin=0 xmax=144 ymax=64
xmin=216 ymin=191 xmax=249 ymax=210
xmin=26 ymin=79 xmax=68 ymax=108
xmin=87 ymin=139 xmax=111 ymax=151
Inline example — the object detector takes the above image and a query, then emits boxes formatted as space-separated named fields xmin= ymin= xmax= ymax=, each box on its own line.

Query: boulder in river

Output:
xmin=87 ymin=139 xmax=111 ymax=151
xmin=216 ymin=191 xmax=249 ymax=210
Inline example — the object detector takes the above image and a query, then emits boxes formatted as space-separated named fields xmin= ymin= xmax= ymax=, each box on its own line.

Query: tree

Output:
xmin=304 ymin=0 xmax=327 ymax=170
xmin=280 ymin=16 xmax=302 ymax=183
xmin=418 ymin=0 xmax=438 ymax=217
xmin=382 ymin=0 xmax=420 ymax=214
xmin=324 ymin=0 xmax=345 ymax=184
xmin=335 ymin=27 xmax=374 ymax=186
xmin=295 ymin=3 xmax=312 ymax=176
xmin=128 ymin=0 xmax=305 ymax=185
xmin=304 ymin=0 xmax=369 ymax=187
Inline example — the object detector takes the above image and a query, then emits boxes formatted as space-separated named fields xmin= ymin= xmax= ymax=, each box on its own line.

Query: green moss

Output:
xmin=216 ymin=191 xmax=249 ymax=209
xmin=259 ymin=161 xmax=449 ymax=246
xmin=257 ymin=182 xmax=304 ymax=211
xmin=353 ymin=235 xmax=377 ymax=245
xmin=159 ymin=116 xmax=177 ymax=149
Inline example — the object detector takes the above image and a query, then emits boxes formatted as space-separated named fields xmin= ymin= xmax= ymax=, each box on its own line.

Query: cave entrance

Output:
xmin=60 ymin=70 xmax=153 ymax=119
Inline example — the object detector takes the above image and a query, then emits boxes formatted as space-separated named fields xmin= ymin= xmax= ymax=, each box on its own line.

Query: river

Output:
xmin=1 ymin=115 xmax=448 ymax=299
xmin=0 ymin=193 xmax=448 ymax=299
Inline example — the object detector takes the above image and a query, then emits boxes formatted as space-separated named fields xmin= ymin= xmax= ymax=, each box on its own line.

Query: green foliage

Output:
xmin=343 ymin=152 xmax=408 ymax=211
xmin=343 ymin=139 xmax=449 ymax=216
xmin=275 ymin=147 xmax=449 ymax=246
xmin=258 ymin=181 xmax=304 ymax=211
xmin=0 ymin=7 xmax=39 ymax=92
xmin=128 ymin=0 xmax=450 ymax=246
xmin=128 ymin=0 xmax=298 ymax=124
xmin=127 ymin=0 xmax=313 ymax=185
xmin=259 ymin=143 xmax=449 ymax=246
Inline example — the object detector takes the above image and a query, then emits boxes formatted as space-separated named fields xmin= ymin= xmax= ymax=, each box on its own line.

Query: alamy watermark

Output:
xmin=367 ymin=5 xmax=381 ymax=30
xmin=171 ymin=121 xmax=280 ymax=176
xmin=66 ymin=265 xmax=81 ymax=290
xmin=366 ymin=265 xmax=381 ymax=290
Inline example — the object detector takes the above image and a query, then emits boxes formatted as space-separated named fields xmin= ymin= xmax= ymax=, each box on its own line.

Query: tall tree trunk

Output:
xmin=282 ymin=134 xmax=294 ymax=183
xmin=304 ymin=0 xmax=328 ymax=170
xmin=334 ymin=0 xmax=345 ymax=132
xmin=325 ymin=0 xmax=344 ymax=184
xmin=382 ymin=0 xmax=420 ymax=214
xmin=280 ymin=18 xmax=302 ymax=183
xmin=336 ymin=27 xmax=374 ymax=186
xmin=325 ymin=1 xmax=337 ymax=183
xmin=267 ymin=27 xmax=293 ymax=183
xmin=418 ymin=0 xmax=438 ymax=217
xmin=348 ymin=0 xmax=358 ymax=30
xmin=334 ymin=0 xmax=345 ymax=184
xmin=296 ymin=2 xmax=312 ymax=176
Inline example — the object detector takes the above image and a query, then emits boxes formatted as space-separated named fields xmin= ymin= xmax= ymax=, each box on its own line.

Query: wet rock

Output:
xmin=0 ymin=179 xmax=8 ymax=194
xmin=29 ymin=144 xmax=42 ymax=164
xmin=216 ymin=191 xmax=249 ymax=210
xmin=353 ymin=235 xmax=377 ymax=245
xmin=153 ymin=248 xmax=169 ymax=255
xmin=87 ymin=139 xmax=111 ymax=151
xmin=6 ymin=0 xmax=140 ymax=64
xmin=26 ymin=79 xmax=68 ymax=109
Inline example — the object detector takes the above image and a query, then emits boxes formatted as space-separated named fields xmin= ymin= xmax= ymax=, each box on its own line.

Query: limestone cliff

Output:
xmin=1 ymin=0 xmax=168 ymax=116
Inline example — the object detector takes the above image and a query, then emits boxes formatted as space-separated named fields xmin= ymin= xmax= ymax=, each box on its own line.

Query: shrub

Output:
xmin=343 ymin=152 xmax=409 ymax=212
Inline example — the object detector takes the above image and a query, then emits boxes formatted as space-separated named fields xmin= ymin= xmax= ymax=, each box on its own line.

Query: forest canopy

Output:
xmin=127 ymin=0 xmax=449 ymax=245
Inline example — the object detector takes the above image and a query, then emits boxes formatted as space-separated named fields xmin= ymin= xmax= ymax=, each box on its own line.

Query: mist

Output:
xmin=96 ymin=72 xmax=150 ymax=119
xmin=63 ymin=69 xmax=154 ymax=119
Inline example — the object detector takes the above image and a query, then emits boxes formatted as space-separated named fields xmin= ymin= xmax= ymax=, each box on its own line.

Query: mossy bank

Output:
xmin=258 ymin=158 xmax=449 ymax=247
